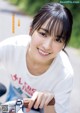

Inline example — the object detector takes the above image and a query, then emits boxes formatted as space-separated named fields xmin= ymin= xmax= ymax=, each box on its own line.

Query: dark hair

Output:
xmin=30 ymin=2 xmax=73 ymax=47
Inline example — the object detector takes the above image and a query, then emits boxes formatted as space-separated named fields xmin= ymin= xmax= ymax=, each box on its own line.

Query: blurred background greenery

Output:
xmin=8 ymin=0 xmax=80 ymax=48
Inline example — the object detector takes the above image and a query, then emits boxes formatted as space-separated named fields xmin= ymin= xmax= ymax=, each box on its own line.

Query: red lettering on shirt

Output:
xmin=22 ymin=82 xmax=28 ymax=90
xmin=19 ymin=77 xmax=23 ymax=85
xmin=11 ymin=74 xmax=36 ymax=96
xmin=11 ymin=74 xmax=18 ymax=81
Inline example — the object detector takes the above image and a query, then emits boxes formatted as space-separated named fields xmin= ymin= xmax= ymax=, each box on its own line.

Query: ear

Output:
xmin=63 ymin=45 xmax=65 ymax=49
xmin=63 ymin=43 xmax=65 ymax=49
xmin=29 ymin=27 xmax=32 ymax=35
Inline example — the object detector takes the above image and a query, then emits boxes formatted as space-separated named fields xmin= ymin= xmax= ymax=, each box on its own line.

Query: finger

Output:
xmin=39 ymin=95 xmax=47 ymax=109
xmin=23 ymin=98 xmax=30 ymax=108
xmin=26 ymin=108 xmax=31 ymax=112
xmin=45 ymin=96 xmax=53 ymax=106
xmin=23 ymin=98 xmax=32 ymax=112
xmin=9 ymin=109 xmax=15 ymax=113
xmin=28 ymin=91 xmax=38 ymax=109
xmin=33 ymin=92 xmax=43 ymax=109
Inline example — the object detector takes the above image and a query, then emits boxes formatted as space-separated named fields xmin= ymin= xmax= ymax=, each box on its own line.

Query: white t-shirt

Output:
xmin=0 ymin=35 xmax=74 ymax=113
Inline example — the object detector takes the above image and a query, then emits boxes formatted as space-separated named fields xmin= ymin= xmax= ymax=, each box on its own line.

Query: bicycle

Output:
xmin=0 ymin=98 xmax=55 ymax=113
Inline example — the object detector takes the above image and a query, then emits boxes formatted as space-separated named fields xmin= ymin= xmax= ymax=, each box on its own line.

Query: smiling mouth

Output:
xmin=37 ymin=48 xmax=50 ymax=56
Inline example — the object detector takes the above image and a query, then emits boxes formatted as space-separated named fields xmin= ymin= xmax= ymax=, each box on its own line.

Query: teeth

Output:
xmin=38 ymin=49 xmax=49 ymax=56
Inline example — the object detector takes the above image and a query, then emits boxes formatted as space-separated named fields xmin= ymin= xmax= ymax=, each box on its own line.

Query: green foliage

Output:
xmin=20 ymin=0 xmax=57 ymax=15
xmin=67 ymin=4 xmax=80 ymax=48
xmin=8 ymin=0 xmax=20 ymax=5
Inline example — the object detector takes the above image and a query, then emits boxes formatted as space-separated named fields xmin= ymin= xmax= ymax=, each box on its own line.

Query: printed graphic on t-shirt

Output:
xmin=11 ymin=74 xmax=36 ymax=97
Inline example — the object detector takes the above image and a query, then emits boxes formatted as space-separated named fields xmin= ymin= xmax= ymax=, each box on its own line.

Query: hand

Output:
xmin=23 ymin=91 xmax=55 ymax=112
xmin=9 ymin=109 xmax=15 ymax=113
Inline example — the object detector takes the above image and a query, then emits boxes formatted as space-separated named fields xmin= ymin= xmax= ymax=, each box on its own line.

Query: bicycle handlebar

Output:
xmin=0 ymin=99 xmax=40 ymax=113
xmin=0 ymin=98 xmax=55 ymax=113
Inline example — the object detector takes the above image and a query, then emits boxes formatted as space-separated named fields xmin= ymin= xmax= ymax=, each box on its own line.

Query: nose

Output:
xmin=42 ymin=39 xmax=52 ymax=50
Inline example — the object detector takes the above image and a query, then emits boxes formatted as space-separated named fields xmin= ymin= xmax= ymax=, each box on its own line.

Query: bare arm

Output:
xmin=44 ymin=98 xmax=56 ymax=113
xmin=44 ymin=106 xmax=56 ymax=113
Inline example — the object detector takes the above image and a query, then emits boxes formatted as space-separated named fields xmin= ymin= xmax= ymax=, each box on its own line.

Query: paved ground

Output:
xmin=0 ymin=0 xmax=80 ymax=113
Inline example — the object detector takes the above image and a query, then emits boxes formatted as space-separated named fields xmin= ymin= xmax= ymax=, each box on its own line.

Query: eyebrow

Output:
xmin=40 ymin=28 xmax=49 ymax=33
xmin=40 ymin=28 xmax=63 ymax=39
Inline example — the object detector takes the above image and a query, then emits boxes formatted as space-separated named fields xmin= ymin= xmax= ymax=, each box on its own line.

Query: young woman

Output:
xmin=0 ymin=2 xmax=73 ymax=113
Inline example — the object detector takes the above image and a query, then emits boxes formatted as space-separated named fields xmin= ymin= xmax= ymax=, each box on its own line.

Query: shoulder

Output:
xmin=53 ymin=51 xmax=74 ymax=94
xmin=0 ymin=35 xmax=31 ymax=47
xmin=58 ymin=50 xmax=74 ymax=76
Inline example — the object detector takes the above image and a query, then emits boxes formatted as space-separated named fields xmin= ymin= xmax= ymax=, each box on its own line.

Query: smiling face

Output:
xmin=28 ymin=19 xmax=65 ymax=65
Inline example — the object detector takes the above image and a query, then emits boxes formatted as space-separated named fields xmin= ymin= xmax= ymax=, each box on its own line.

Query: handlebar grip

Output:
xmin=48 ymin=98 xmax=55 ymax=105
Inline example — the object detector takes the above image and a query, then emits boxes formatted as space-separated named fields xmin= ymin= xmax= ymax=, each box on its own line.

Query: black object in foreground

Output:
xmin=0 ymin=83 xmax=7 ymax=97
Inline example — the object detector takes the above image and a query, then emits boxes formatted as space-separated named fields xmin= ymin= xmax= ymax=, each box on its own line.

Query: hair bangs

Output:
xmin=46 ymin=17 xmax=65 ymax=41
xmin=31 ymin=12 xmax=51 ymax=34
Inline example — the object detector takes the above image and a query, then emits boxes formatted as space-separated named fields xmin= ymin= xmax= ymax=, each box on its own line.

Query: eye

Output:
xmin=55 ymin=38 xmax=63 ymax=43
xmin=38 ymin=32 xmax=47 ymax=37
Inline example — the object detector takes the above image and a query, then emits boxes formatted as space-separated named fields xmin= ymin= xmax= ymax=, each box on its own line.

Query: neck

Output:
xmin=26 ymin=49 xmax=53 ymax=76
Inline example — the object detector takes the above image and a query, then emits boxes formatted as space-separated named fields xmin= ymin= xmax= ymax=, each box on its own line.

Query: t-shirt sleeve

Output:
xmin=0 ymin=38 xmax=13 ymax=67
xmin=54 ymin=73 xmax=73 ymax=113
xmin=0 ymin=36 xmax=19 ymax=64
xmin=0 ymin=35 xmax=29 ymax=72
